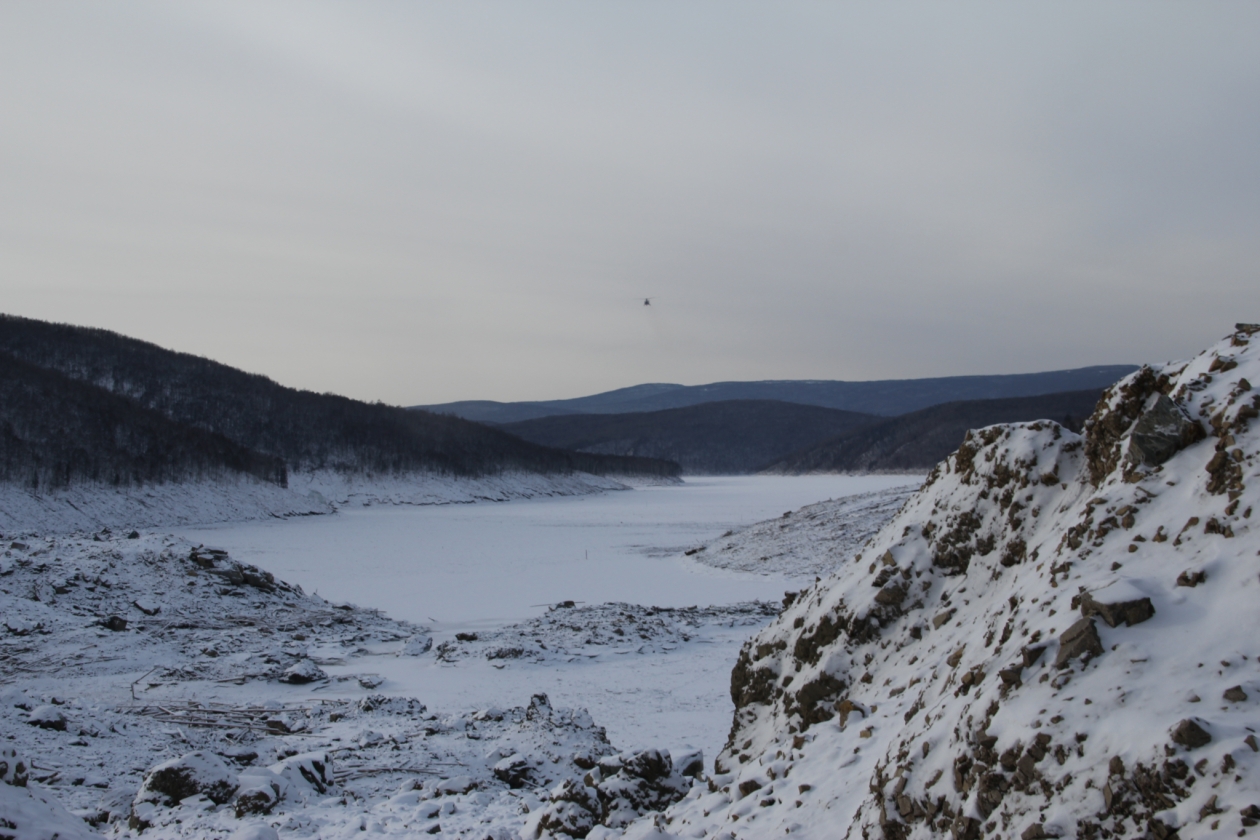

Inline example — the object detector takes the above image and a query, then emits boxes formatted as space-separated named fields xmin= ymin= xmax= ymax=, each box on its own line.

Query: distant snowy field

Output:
xmin=175 ymin=475 xmax=917 ymax=770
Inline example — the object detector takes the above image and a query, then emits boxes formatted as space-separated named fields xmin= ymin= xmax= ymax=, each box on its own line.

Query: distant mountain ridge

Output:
xmin=416 ymin=365 xmax=1138 ymax=423
xmin=0 ymin=314 xmax=681 ymax=491
xmin=500 ymin=400 xmax=879 ymax=475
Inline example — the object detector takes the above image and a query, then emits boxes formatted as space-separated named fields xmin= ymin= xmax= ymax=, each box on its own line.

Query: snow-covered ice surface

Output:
xmin=173 ymin=475 xmax=915 ymax=630
xmin=649 ymin=326 xmax=1260 ymax=840
xmin=0 ymin=474 xmax=910 ymax=838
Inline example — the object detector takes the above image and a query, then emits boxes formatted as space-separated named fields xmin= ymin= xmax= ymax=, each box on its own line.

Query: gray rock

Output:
xmin=1170 ymin=719 xmax=1211 ymax=750
xmin=1055 ymin=618 xmax=1104 ymax=667
xmin=0 ymin=748 xmax=29 ymax=786
xmin=1125 ymin=394 xmax=1204 ymax=468
xmin=134 ymin=751 xmax=239 ymax=807
xmin=1080 ymin=592 xmax=1155 ymax=628
xmin=280 ymin=659 xmax=327 ymax=684
xmin=1224 ymin=685 xmax=1248 ymax=703
xmin=27 ymin=705 xmax=67 ymax=731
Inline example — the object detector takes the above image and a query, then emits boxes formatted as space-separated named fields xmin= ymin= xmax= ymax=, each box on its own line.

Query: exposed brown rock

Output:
xmin=1080 ymin=591 xmax=1155 ymax=628
xmin=1170 ymin=719 xmax=1211 ymax=750
xmin=1223 ymin=685 xmax=1248 ymax=702
xmin=1055 ymin=618 xmax=1103 ymax=667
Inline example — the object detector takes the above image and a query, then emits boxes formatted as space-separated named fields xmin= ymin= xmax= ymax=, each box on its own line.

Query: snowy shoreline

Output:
xmin=0 ymin=469 xmax=679 ymax=538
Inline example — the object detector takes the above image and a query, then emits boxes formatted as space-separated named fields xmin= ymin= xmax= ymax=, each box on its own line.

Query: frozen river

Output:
xmin=176 ymin=474 xmax=914 ymax=630
xmin=176 ymin=474 xmax=917 ymax=766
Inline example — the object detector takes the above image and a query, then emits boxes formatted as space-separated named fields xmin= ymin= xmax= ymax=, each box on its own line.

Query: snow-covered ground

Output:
xmin=1 ymin=474 xmax=911 ymax=838
xmin=686 ymin=484 xmax=921 ymax=578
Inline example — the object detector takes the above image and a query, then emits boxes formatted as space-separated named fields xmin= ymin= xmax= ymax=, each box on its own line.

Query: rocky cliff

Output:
xmin=654 ymin=326 xmax=1260 ymax=840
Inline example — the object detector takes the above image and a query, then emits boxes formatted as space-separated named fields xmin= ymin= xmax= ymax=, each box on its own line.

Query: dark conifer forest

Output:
xmin=0 ymin=315 xmax=681 ymax=489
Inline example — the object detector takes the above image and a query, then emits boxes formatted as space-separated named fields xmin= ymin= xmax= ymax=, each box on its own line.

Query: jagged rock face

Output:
xmin=668 ymin=327 xmax=1260 ymax=839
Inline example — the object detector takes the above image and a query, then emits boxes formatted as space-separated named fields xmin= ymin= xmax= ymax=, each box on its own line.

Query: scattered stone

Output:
xmin=1170 ymin=719 xmax=1212 ymax=750
xmin=399 ymin=634 xmax=433 ymax=656
xmin=101 ymin=615 xmax=127 ymax=632
xmin=1176 ymin=569 xmax=1207 ymax=587
xmin=1055 ymin=618 xmax=1104 ymax=667
xmin=1224 ymin=685 xmax=1248 ymax=702
xmin=1022 ymin=645 xmax=1046 ymax=667
xmin=933 ymin=608 xmax=956 ymax=629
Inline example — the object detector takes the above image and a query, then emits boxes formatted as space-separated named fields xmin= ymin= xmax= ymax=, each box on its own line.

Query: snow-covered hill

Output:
xmin=644 ymin=325 xmax=1260 ymax=839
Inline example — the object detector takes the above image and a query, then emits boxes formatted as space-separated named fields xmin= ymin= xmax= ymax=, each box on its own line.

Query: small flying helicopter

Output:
xmin=642 ymin=297 xmax=655 ymax=306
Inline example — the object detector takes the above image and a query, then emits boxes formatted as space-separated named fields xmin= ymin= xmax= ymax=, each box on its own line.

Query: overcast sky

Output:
xmin=2 ymin=3 xmax=1258 ymax=405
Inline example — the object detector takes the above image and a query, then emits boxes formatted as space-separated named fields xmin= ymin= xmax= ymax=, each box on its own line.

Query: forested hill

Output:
xmin=764 ymin=388 xmax=1104 ymax=474
xmin=0 ymin=315 xmax=680 ymax=483
xmin=500 ymin=400 xmax=878 ymax=474
xmin=0 ymin=350 xmax=287 ymax=491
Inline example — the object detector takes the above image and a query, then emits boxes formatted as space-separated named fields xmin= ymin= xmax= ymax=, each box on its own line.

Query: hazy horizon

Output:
xmin=3 ymin=3 xmax=1258 ymax=405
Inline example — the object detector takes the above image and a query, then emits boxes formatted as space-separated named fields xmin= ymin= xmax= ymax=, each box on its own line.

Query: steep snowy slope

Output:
xmin=642 ymin=326 xmax=1260 ymax=840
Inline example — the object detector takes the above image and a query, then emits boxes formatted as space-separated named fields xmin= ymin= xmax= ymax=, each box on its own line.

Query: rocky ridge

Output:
xmin=645 ymin=326 xmax=1260 ymax=840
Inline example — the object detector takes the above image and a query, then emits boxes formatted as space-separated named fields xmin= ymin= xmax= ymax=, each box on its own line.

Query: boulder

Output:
xmin=269 ymin=752 xmax=333 ymax=797
xmin=1055 ymin=618 xmax=1104 ymax=667
xmin=134 ymin=751 xmax=239 ymax=808
xmin=233 ymin=770 xmax=281 ymax=817
xmin=101 ymin=616 xmax=127 ymax=632
xmin=492 ymin=754 xmax=534 ymax=789
xmin=1079 ymin=583 xmax=1156 ymax=628
xmin=280 ymin=659 xmax=327 ymax=684
xmin=1170 ymin=719 xmax=1212 ymax=750
xmin=435 ymin=775 xmax=477 ymax=795
xmin=0 ymin=748 xmax=29 ymax=786
xmin=672 ymin=747 xmax=705 ymax=778
xmin=1224 ymin=685 xmax=1248 ymax=703
xmin=1125 ymin=394 xmax=1204 ymax=469
xmin=27 ymin=705 xmax=67 ymax=731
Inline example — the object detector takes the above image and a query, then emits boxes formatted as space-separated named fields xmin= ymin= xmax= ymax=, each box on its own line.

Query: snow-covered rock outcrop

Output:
xmin=652 ymin=325 xmax=1260 ymax=839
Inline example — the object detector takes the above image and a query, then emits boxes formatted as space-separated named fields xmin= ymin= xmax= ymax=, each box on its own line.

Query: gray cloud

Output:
xmin=2 ymin=2 xmax=1257 ymax=404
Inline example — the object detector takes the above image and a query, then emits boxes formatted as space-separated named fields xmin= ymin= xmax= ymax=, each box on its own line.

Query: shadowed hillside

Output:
xmin=0 ymin=350 xmax=287 ymax=490
xmin=500 ymin=400 xmax=879 ymax=474
xmin=766 ymin=388 xmax=1104 ymax=473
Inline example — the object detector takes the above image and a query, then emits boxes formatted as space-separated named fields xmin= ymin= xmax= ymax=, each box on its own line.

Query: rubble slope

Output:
xmin=652 ymin=325 xmax=1260 ymax=840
